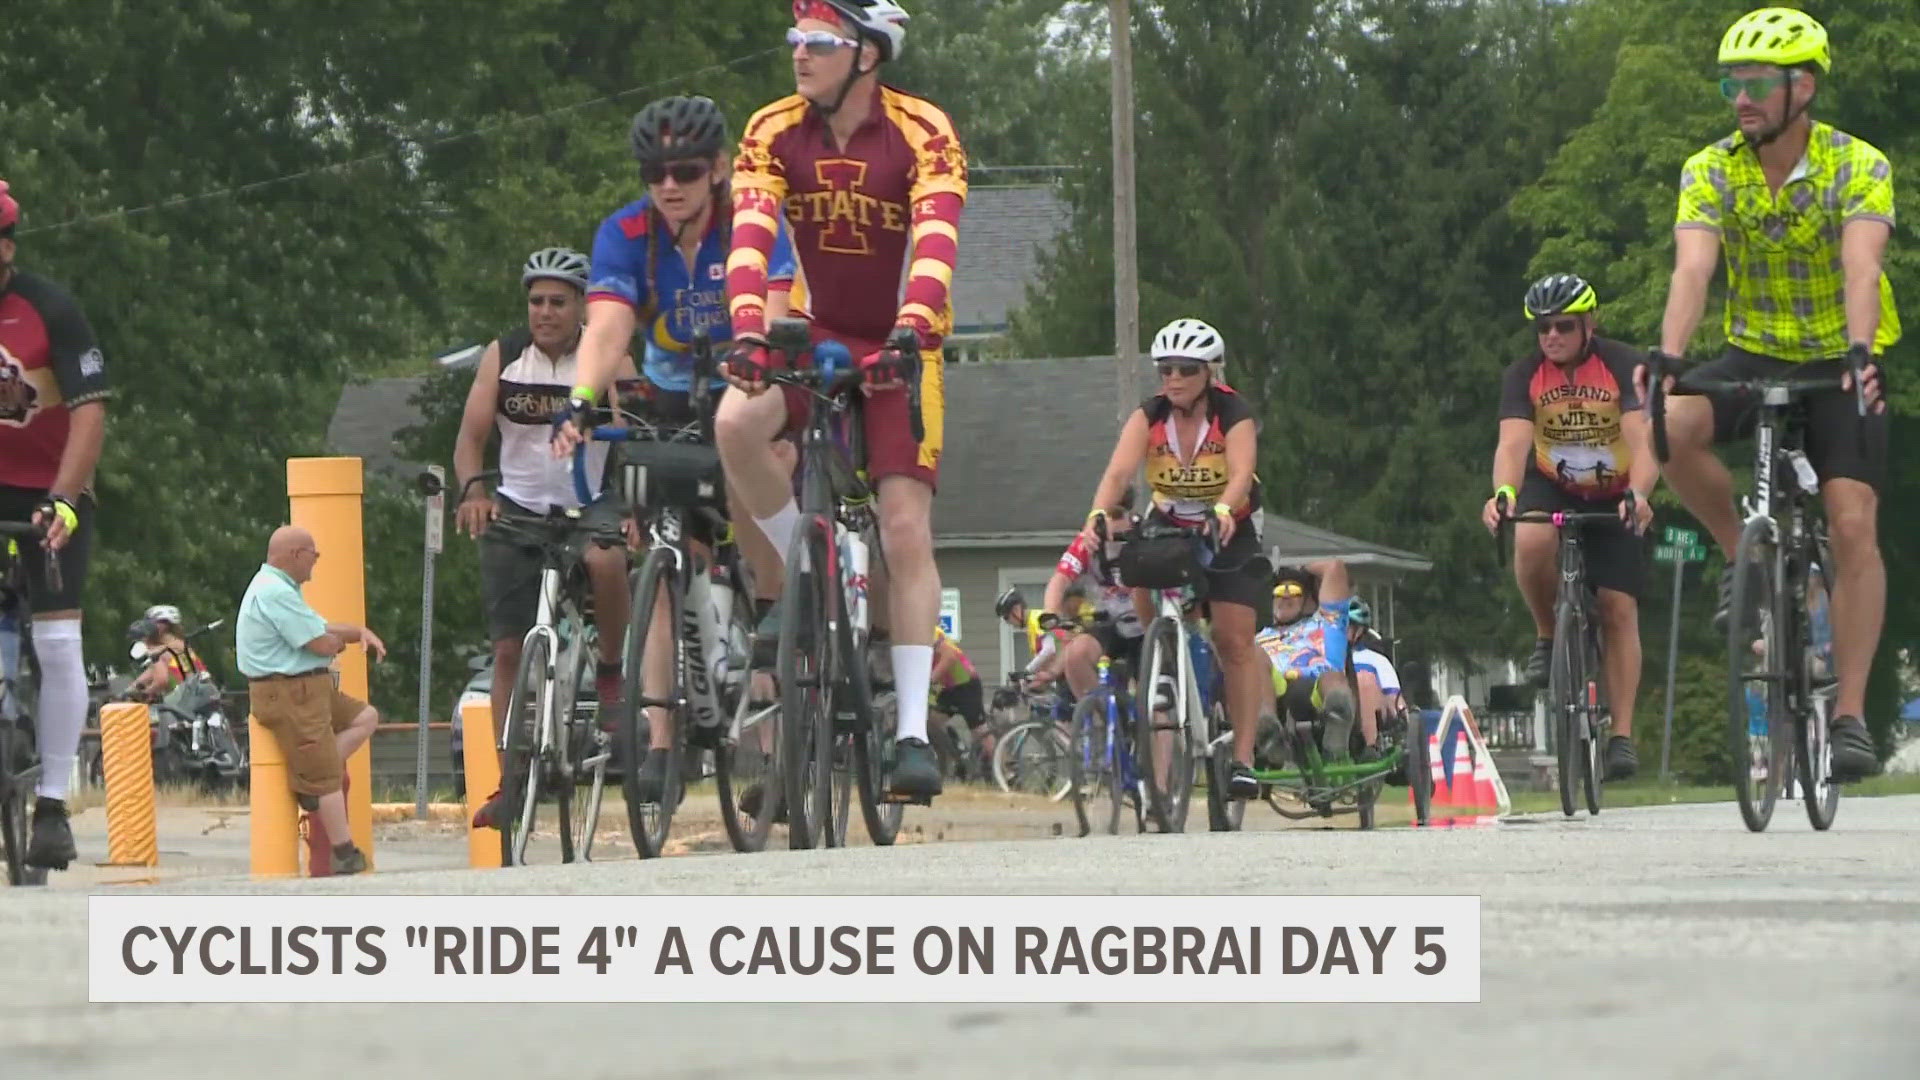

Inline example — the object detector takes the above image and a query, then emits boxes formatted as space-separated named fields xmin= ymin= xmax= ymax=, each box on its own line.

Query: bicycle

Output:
xmin=465 ymin=471 xmax=619 ymax=866
xmin=989 ymin=671 xmax=1074 ymax=802
xmin=572 ymin=339 xmax=772 ymax=856
xmin=1647 ymin=353 xmax=1866 ymax=832
xmin=760 ymin=317 xmax=927 ymax=850
xmin=1493 ymin=494 xmax=1640 ymax=818
xmin=1067 ymin=649 xmax=1150 ymax=836
xmin=0 ymin=519 xmax=60 ymax=886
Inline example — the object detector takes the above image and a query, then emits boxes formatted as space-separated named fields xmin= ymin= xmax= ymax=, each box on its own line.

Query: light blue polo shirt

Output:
xmin=236 ymin=563 xmax=332 ymax=679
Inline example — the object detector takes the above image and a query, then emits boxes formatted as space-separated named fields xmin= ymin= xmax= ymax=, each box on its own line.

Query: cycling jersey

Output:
xmin=1255 ymin=601 xmax=1348 ymax=689
xmin=933 ymin=627 xmax=977 ymax=690
xmin=492 ymin=332 xmax=610 ymax=514
xmin=1054 ymin=533 xmax=1142 ymax=639
xmin=1498 ymin=337 xmax=1644 ymax=501
xmin=728 ymin=83 xmax=968 ymax=351
xmin=587 ymin=194 xmax=795 ymax=393
xmin=1675 ymin=121 xmax=1900 ymax=361
xmin=1352 ymin=647 xmax=1400 ymax=696
xmin=0 ymin=271 xmax=111 ymax=491
xmin=1140 ymin=386 xmax=1260 ymax=527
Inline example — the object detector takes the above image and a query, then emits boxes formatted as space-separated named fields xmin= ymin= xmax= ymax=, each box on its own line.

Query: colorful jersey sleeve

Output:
xmin=1056 ymin=534 xmax=1093 ymax=579
xmin=727 ymin=96 xmax=806 ymax=348
xmin=881 ymin=92 xmax=968 ymax=345
xmin=587 ymin=204 xmax=654 ymax=312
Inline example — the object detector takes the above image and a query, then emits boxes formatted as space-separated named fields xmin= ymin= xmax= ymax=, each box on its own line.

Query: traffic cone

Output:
xmin=1471 ymin=742 xmax=1502 ymax=825
xmin=1422 ymin=725 xmax=1451 ymax=828
xmin=1448 ymin=735 xmax=1477 ymax=819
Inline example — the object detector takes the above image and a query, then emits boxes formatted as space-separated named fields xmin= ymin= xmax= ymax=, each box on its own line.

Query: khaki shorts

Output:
xmin=249 ymin=671 xmax=370 ymax=796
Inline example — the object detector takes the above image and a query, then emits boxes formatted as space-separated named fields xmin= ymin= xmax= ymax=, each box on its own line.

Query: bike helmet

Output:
xmin=0 ymin=179 xmax=17 ymax=233
xmin=1347 ymin=597 xmax=1372 ymax=628
xmin=126 ymin=617 xmax=158 ymax=644
xmin=629 ymin=95 xmax=730 ymax=164
xmin=145 ymin=604 xmax=181 ymax=627
xmin=1719 ymin=7 xmax=1829 ymax=74
xmin=804 ymin=1 xmax=912 ymax=62
xmin=995 ymin=587 xmax=1025 ymax=620
xmin=1523 ymin=273 xmax=1598 ymax=320
xmin=521 ymin=247 xmax=590 ymax=292
xmin=1150 ymin=317 xmax=1226 ymax=370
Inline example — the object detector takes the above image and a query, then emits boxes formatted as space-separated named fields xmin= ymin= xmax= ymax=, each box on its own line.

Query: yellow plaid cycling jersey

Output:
xmin=1675 ymin=121 xmax=1900 ymax=361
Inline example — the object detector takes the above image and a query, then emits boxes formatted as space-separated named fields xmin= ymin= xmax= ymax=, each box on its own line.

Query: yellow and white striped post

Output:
xmin=97 ymin=701 xmax=158 ymax=866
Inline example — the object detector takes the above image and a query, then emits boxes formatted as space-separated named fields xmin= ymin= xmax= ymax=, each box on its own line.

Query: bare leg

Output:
xmin=1514 ymin=523 xmax=1559 ymax=637
xmin=1595 ymin=589 xmax=1639 ymax=739
xmin=1655 ymin=396 xmax=1743 ymax=558
xmin=1822 ymin=479 xmax=1883 ymax=720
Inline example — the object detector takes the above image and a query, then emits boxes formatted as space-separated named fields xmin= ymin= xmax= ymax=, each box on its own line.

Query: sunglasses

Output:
xmin=1534 ymin=317 xmax=1581 ymax=336
xmin=640 ymin=160 xmax=712 ymax=186
xmin=1273 ymin=582 xmax=1305 ymax=598
xmin=1156 ymin=361 xmax=1205 ymax=378
xmin=787 ymin=27 xmax=858 ymax=56
xmin=1719 ymin=70 xmax=1792 ymax=102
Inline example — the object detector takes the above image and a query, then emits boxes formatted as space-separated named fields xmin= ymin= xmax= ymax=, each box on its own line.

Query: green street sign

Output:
xmin=1687 ymin=544 xmax=1708 ymax=562
xmin=1663 ymin=526 xmax=1699 ymax=547
xmin=1656 ymin=543 xmax=1710 ymax=564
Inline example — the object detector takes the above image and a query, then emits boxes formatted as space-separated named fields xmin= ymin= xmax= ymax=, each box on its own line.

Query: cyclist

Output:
xmin=705 ymin=0 xmax=968 ymax=800
xmin=1644 ymin=7 xmax=1889 ymax=780
xmin=553 ymin=94 xmax=800 ymax=803
xmin=1346 ymin=598 xmax=1404 ymax=738
xmin=995 ymin=586 xmax=1070 ymax=684
xmin=127 ymin=604 xmax=209 ymax=698
xmin=0 ymin=177 xmax=112 ymax=870
xmin=1483 ymin=273 xmax=1654 ymax=781
xmin=1040 ymin=486 xmax=1144 ymax=702
xmin=1080 ymin=317 xmax=1269 ymax=799
xmin=930 ymin=625 xmax=989 ymax=776
xmin=456 ymin=247 xmax=636 ymax=830
xmin=1256 ymin=565 xmax=1362 ymax=760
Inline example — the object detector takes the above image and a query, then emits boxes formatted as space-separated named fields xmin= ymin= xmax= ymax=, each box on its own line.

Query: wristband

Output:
xmin=1212 ymin=503 xmax=1232 ymax=517
xmin=47 ymin=496 xmax=79 ymax=533
xmin=1494 ymin=485 xmax=1516 ymax=503
xmin=570 ymin=385 xmax=596 ymax=404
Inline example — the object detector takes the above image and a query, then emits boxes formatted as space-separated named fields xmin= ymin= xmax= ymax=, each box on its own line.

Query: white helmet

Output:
xmin=1150 ymin=317 xmax=1225 ymax=371
xmin=521 ymin=246 xmax=590 ymax=292
xmin=145 ymin=604 xmax=181 ymax=627
xmin=820 ymin=0 xmax=911 ymax=62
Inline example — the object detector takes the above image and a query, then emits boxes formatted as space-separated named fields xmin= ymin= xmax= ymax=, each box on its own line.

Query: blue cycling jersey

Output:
xmin=587 ymin=194 xmax=796 ymax=392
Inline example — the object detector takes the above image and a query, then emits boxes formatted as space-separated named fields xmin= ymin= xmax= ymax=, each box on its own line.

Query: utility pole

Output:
xmin=1110 ymin=0 xmax=1140 ymax=424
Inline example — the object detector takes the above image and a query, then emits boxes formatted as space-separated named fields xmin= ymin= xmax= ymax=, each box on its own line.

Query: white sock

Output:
xmin=754 ymin=500 xmax=800 ymax=567
xmin=33 ymin=619 xmax=86 ymax=801
xmin=891 ymin=645 xmax=933 ymax=743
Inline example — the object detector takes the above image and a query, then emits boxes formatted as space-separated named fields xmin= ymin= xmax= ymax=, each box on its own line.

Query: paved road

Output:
xmin=5 ymin=796 xmax=1918 ymax=1078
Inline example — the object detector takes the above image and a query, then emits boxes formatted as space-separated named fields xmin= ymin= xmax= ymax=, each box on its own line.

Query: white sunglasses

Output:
xmin=787 ymin=27 xmax=858 ymax=55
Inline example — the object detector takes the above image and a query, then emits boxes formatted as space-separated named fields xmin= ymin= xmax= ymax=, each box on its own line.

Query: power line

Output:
xmin=18 ymin=48 xmax=784 ymax=237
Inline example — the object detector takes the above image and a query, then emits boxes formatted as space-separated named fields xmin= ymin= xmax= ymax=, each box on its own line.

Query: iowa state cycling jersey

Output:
xmin=587 ymin=195 xmax=795 ymax=392
xmin=1141 ymin=385 xmax=1260 ymax=526
xmin=1498 ymin=337 xmax=1644 ymax=500
xmin=728 ymin=83 xmax=968 ymax=351
xmin=0 ymin=271 xmax=111 ymax=491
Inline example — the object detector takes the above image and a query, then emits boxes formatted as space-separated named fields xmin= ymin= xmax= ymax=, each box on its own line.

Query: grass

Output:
xmin=1504 ymin=770 xmax=1920 ymax=815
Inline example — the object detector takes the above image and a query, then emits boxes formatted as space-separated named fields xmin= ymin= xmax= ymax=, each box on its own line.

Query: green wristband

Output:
xmin=1494 ymin=485 xmax=1516 ymax=503
xmin=570 ymin=385 xmax=596 ymax=404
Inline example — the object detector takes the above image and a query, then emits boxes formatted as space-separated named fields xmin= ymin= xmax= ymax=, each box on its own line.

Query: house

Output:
xmin=944 ymin=184 xmax=1072 ymax=362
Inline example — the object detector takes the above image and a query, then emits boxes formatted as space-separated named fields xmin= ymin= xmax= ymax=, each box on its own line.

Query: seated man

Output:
xmin=1253 ymin=561 xmax=1360 ymax=762
xmin=1345 ymin=597 xmax=1402 ymax=741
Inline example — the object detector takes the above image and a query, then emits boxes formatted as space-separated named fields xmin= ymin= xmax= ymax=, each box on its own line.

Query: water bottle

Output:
xmin=1745 ymin=683 xmax=1767 ymax=738
xmin=841 ymin=526 xmax=870 ymax=636
xmin=1188 ymin=631 xmax=1216 ymax=714
xmin=708 ymin=565 xmax=734 ymax=689
xmin=1807 ymin=562 xmax=1835 ymax=684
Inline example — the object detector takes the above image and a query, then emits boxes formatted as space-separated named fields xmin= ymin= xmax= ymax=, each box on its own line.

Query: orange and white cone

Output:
xmin=1471 ymin=742 xmax=1502 ymax=825
xmin=1448 ymin=735 xmax=1479 ymax=823
xmin=1419 ymin=724 xmax=1450 ymax=827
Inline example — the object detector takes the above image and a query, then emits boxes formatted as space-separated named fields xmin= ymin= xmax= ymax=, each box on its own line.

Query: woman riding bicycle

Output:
xmin=1079 ymin=317 xmax=1270 ymax=800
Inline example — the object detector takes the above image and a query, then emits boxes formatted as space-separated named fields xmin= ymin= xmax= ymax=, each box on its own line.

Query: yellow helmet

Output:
xmin=1718 ymin=7 xmax=1830 ymax=74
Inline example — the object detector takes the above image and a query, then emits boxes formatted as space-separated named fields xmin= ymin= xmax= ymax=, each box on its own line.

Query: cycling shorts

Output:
xmin=777 ymin=323 xmax=946 ymax=491
xmin=1686 ymin=347 xmax=1888 ymax=491
xmin=0 ymin=485 xmax=93 ymax=613
xmin=1516 ymin=472 xmax=1645 ymax=601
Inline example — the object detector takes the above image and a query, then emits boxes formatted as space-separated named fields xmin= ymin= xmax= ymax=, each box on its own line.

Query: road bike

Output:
xmin=990 ymin=671 xmax=1074 ymax=802
xmin=0 ymin=518 xmax=59 ymax=886
xmin=1067 ymin=649 xmax=1149 ymax=836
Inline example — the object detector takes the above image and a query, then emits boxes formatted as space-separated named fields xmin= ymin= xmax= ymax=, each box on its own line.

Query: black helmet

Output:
xmin=629 ymin=96 xmax=729 ymax=165
xmin=995 ymin=587 xmax=1025 ymax=619
xmin=1523 ymin=273 xmax=1599 ymax=320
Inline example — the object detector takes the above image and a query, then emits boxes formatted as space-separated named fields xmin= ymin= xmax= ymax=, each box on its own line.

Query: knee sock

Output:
xmin=33 ymin=619 xmax=86 ymax=801
xmin=891 ymin=645 xmax=933 ymax=743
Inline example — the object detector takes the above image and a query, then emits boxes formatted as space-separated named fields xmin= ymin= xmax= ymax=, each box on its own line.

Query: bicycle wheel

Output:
xmin=1 ymin=735 xmax=45 ymax=886
xmin=1727 ymin=516 xmax=1789 ymax=833
xmin=715 ymin=566 xmax=780 ymax=853
xmin=568 ymin=623 xmax=611 ymax=860
xmin=623 ymin=547 xmax=687 ymax=859
xmin=1204 ymin=698 xmax=1244 ymax=833
xmin=852 ymin=688 xmax=904 ymax=846
xmin=1797 ymin=536 xmax=1840 ymax=831
xmin=1134 ymin=617 xmax=1194 ymax=833
xmin=992 ymin=720 xmax=1071 ymax=800
xmin=1583 ymin=628 xmax=1605 ymax=817
xmin=1069 ymin=692 xmax=1112 ymax=837
xmin=1549 ymin=596 xmax=1585 ymax=819
xmin=501 ymin=628 xmax=557 ymax=866
xmin=777 ymin=516 xmax=835 ymax=850
xmin=1404 ymin=705 xmax=1434 ymax=827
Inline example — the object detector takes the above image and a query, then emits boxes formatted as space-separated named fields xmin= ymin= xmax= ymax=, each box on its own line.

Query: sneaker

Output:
xmin=1227 ymin=761 xmax=1260 ymax=800
xmin=25 ymin=797 xmax=75 ymax=870
xmin=471 ymin=788 xmax=506 ymax=830
xmin=1525 ymin=638 xmax=1553 ymax=689
xmin=888 ymin=737 xmax=943 ymax=800
xmin=1604 ymin=734 xmax=1639 ymax=781
xmin=632 ymin=748 xmax=671 ymax=804
xmin=329 ymin=843 xmax=369 ymax=875
xmin=1829 ymin=715 xmax=1881 ymax=783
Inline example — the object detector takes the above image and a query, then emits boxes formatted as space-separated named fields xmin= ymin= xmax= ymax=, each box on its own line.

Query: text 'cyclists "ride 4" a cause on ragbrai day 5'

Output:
xmin=88 ymin=894 xmax=1480 ymax=1003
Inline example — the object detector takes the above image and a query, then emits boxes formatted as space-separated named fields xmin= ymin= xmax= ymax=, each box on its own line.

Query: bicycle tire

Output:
xmin=1405 ymin=705 xmax=1433 ymax=827
xmin=1582 ymin=627 xmax=1604 ymax=817
xmin=1797 ymin=534 xmax=1840 ymax=831
xmin=852 ymin=687 xmax=904 ymax=846
xmin=1 ymin=732 xmax=43 ymax=886
xmin=1550 ymin=595 xmax=1584 ymax=818
xmin=1727 ymin=516 xmax=1788 ymax=833
xmin=1069 ymin=692 xmax=1110 ymax=837
xmin=715 ymin=565 xmax=779 ymax=854
xmin=992 ymin=720 xmax=1071 ymax=800
xmin=568 ymin=622 xmax=611 ymax=860
xmin=1204 ymin=698 xmax=1244 ymax=833
xmin=777 ymin=516 xmax=835 ymax=850
xmin=501 ymin=629 xmax=555 ymax=866
xmin=1134 ymin=617 xmax=1194 ymax=833
xmin=622 ymin=547 xmax=685 ymax=859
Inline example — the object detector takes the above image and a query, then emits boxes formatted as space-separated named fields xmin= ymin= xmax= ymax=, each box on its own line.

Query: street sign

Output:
xmin=423 ymin=465 xmax=446 ymax=555
xmin=938 ymin=588 xmax=962 ymax=640
xmin=1655 ymin=543 xmax=1708 ymax=563
xmin=1663 ymin=525 xmax=1698 ymax=547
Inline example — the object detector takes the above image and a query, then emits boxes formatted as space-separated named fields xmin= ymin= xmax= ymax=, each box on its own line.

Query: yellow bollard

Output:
xmin=248 ymin=715 xmax=300 ymax=877
xmin=98 ymin=702 xmax=158 ymax=867
xmin=287 ymin=456 xmax=375 ymax=869
xmin=461 ymin=699 xmax=502 ymax=869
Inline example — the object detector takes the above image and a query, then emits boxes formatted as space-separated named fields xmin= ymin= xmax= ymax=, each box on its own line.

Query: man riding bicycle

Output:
xmin=1644 ymin=8 xmax=1890 ymax=781
xmin=1080 ymin=317 xmax=1269 ymax=800
xmin=1256 ymin=565 xmax=1361 ymax=762
xmin=1037 ymin=486 xmax=1144 ymax=701
xmin=0 ymin=177 xmax=111 ymax=871
xmin=708 ymin=0 xmax=969 ymax=800
xmin=552 ymin=94 xmax=799 ymax=803
xmin=457 ymin=247 xmax=637 ymax=830
xmin=1484 ymin=273 xmax=1655 ymax=782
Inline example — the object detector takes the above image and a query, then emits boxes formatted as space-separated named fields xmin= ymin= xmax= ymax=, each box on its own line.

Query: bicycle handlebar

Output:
xmin=1647 ymin=348 xmax=1867 ymax=464
xmin=1490 ymin=489 xmax=1638 ymax=570
xmin=0 ymin=519 xmax=64 ymax=596
xmin=761 ymin=317 xmax=925 ymax=443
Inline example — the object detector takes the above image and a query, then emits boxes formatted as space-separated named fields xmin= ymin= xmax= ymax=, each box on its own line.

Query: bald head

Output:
xmin=267 ymin=525 xmax=320 ymax=582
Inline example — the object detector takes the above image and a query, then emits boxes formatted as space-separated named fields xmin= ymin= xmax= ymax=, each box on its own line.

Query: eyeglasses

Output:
xmin=1273 ymin=582 xmax=1305 ymax=599
xmin=1534 ymin=317 xmax=1581 ymax=336
xmin=1155 ymin=361 xmax=1205 ymax=378
xmin=787 ymin=27 xmax=857 ymax=56
xmin=640 ymin=160 xmax=711 ymax=186
xmin=1720 ymin=70 xmax=1792 ymax=102
xmin=527 ymin=294 xmax=574 ymax=309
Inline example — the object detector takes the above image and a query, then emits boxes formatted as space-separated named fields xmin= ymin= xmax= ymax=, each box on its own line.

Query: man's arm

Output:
xmin=41 ymin=294 xmax=110 ymax=504
xmin=1491 ymin=418 xmax=1534 ymax=495
xmin=726 ymin=112 xmax=794 ymax=346
xmin=895 ymin=108 xmax=968 ymax=346
xmin=1620 ymin=409 xmax=1659 ymax=501
xmin=1040 ymin=570 xmax=1077 ymax=618
xmin=453 ymin=341 xmax=501 ymax=495
xmin=1661 ymin=227 xmax=1722 ymax=356
xmin=1840 ymin=218 xmax=1892 ymax=349
xmin=578 ymin=299 xmax=639 ymax=399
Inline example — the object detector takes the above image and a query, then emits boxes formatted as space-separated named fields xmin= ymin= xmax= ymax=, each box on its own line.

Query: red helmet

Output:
xmin=0 ymin=180 xmax=18 ymax=231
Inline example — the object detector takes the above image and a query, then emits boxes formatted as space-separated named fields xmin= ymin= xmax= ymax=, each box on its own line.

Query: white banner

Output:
xmin=89 ymin=894 xmax=1480 ymax=1003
